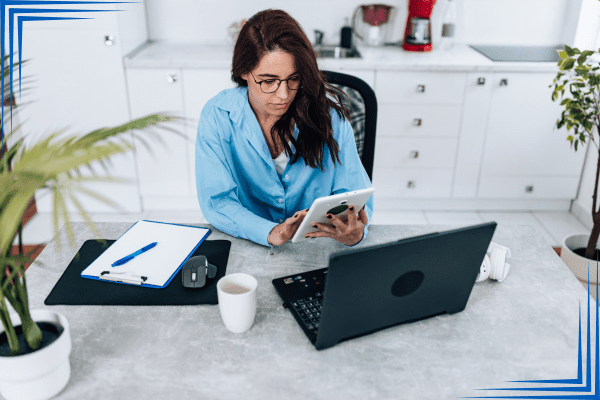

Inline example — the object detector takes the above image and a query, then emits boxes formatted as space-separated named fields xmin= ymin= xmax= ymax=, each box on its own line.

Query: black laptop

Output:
xmin=272 ymin=222 xmax=497 ymax=350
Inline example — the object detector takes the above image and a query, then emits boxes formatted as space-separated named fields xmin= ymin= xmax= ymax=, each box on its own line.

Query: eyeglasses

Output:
xmin=250 ymin=71 xmax=301 ymax=94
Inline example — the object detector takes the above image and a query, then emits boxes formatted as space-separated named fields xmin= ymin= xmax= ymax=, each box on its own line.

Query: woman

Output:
xmin=195 ymin=9 xmax=373 ymax=247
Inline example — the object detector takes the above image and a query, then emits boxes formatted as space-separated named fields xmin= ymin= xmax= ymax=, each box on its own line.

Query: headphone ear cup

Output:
xmin=476 ymin=254 xmax=492 ymax=283
xmin=489 ymin=246 xmax=511 ymax=282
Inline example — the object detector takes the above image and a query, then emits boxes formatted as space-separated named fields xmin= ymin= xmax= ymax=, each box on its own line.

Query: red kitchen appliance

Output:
xmin=403 ymin=0 xmax=436 ymax=52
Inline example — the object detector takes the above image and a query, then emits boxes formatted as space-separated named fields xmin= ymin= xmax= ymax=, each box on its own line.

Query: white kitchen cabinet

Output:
xmin=373 ymin=71 xmax=468 ymax=200
xmin=376 ymin=71 xmax=466 ymax=105
xmin=374 ymin=169 xmax=454 ymax=198
xmin=182 ymin=69 xmax=236 ymax=197
xmin=452 ymin=72 xmax=494 ymax=198
xmin=126 ymin=68 xmax=188 ymax=203
xmin=477 ymin=72 xmax=585 ymax=199
xmin=17 ymin=9 xmax=147 ymax=213
xmin=377 ymin=104 xmax=462 ymax=138
xmin=374 ymin=137 xmax=458 ymax=169
xmin=478 ymin=176 xmax=579 ymax=199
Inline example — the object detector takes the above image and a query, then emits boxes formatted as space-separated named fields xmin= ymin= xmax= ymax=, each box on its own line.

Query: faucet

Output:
xmin=314 ymin=30 xmax=324 ymax=46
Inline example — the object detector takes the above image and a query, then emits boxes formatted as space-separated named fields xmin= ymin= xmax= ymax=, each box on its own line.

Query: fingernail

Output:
xmin=326 ymin=214 xmax=332 ymax=219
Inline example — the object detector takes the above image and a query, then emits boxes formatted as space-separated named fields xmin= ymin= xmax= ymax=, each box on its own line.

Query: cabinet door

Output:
xmin=126 ymin=68 xmax=187 ymax=198
xmin=480 ymin=72 xmax=585 ymax=177
xmin=17 ymin=28 xmax=140 ymax=213
xmin=453 ymin=72 xmax=494 ymax=198
xmin=182 ymin=69 xmax=236 ymax=196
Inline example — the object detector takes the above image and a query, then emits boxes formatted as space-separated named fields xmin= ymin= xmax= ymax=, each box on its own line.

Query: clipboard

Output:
xmin=81 ymin=220 xmax=211 ymax=288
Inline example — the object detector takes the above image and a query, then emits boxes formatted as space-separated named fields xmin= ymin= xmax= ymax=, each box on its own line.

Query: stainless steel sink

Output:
xmin=313 ymin=45 xmax=361 ymax=59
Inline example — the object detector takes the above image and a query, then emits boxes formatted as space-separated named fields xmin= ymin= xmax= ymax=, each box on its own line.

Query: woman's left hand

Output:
xmin=305 ymin=205 xmax=368 ymax=246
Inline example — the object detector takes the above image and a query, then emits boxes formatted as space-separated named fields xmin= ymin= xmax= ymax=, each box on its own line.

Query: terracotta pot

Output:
xmin=561 ymin=233 xmax=599 ymax=283
xmin=0 ymin=309 xmax=71 ymax=400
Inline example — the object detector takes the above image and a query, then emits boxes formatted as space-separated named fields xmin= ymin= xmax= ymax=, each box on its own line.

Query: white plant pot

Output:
xmin=0 ymin=309 xmax=71 ymax=400
xmin=561 ymin=233 xmax=600 ymax=283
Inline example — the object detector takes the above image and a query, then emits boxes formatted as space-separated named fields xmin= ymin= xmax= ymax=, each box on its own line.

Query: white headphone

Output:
xmin=475 ymin=242 xmax=511 ymax=283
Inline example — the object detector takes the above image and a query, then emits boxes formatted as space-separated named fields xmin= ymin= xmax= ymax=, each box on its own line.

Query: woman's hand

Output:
xmin=305 ymin=205 xmax=368 ymax=246
xmin=268 ymin=209 xmax=310 ymax=246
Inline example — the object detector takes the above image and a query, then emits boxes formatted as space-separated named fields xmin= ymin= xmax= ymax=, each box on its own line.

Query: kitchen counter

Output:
xmin=125 ymin=41 xmax=561 ymax=73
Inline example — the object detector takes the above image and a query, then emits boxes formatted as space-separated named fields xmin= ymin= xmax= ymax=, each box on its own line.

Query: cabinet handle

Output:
xmin=525 ymin=185 xmax=534 ymax=193
xmin=416 ymin=85 xmax=425 ymax=93
xmin=500 ymin=79 xmax=508 ymax=86
xmin=413 ymin=118 xmax=422 ymax=126
xmin=477 ymin=77 xmax=485 ymax=85
xmin=104 ymin=35 xmax=115 ymax=46
xmin=166 ymin=74 xmax=178 ymax=83
xmin=407 ymin=181 xmax=416 ymax=189
xmin=410 ymin=150 xmax=419 ymax=158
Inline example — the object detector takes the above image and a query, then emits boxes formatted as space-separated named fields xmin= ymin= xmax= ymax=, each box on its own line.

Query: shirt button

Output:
xmin=279 ymin=219 xmax=284 ymax=223
xmin=278 ymin=199 xmax=283 ymax=203
xmin=284 ymin=175 xmax=290 ymax=180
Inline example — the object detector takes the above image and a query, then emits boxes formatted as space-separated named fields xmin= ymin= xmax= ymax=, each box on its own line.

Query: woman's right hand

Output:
xmin=268 ymin=209 xmax=309 ymax=246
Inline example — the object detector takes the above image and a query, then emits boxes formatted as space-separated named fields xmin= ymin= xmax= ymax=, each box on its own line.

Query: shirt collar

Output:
xmin=211 ymin=86 xmax=248 ymax=127
xmin=216 ymin=86 xmax=299 ymax=160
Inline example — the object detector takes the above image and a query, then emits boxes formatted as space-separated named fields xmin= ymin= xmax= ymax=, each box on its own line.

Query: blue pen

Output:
xmin=111 ymin=242 xmax=157 ymax=267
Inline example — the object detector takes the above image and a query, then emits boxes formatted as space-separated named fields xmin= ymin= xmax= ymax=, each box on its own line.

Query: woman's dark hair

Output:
xmin=231 ymin=9 xmax=351 ymax=171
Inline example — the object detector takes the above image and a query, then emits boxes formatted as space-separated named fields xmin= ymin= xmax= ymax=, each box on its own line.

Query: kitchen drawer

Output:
xmin=374 ymin=137 xmax=458 ymax=168
xmin=373 ymin=168 xmax=453 ymax=198
xmin=477 ymin=176 xmax=580 ymax=199
xmin=378 ymin=104 xmax=462 ymax=137
xmin=375 ymin=71 xmax=467 ymax=105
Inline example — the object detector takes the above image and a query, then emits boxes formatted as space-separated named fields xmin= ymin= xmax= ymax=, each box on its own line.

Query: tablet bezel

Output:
xmin=291 ymin=188 xmax=375 ymax=243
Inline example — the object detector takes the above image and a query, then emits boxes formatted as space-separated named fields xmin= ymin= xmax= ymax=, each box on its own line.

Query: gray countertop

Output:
xmin=124 ymin=42 xmax=560 ymax=73
xmin=27 ymin=222 xmax=589 ymax=400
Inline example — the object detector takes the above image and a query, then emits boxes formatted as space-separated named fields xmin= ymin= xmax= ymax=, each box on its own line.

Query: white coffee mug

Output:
xmin=216 ymin=273 xmax=258 ymax=333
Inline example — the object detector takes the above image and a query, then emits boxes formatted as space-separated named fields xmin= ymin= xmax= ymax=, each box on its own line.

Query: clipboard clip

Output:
xmin=100 ymin=271 xmax=148 ymax=285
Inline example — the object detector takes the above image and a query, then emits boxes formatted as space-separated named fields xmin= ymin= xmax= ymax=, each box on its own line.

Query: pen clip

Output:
xmin=100 ymin=271 xmax=148 ymax=285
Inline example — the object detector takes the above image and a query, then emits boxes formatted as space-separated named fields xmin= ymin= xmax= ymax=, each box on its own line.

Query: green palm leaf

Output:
xmin=0 ymin=112 xmax=179 ymax=353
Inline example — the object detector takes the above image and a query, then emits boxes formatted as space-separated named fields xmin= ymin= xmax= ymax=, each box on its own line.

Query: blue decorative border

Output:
xmin=463 ymin=258 xmax=599 ymax=399
xmin=0 ymin=0 xmax=136 ymax=146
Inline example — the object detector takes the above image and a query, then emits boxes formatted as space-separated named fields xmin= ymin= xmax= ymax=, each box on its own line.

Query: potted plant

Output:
xmin=551 ymin=45 xmax=600 ymax=282
xmin=0 ymin=58 xmax=176 ymax=399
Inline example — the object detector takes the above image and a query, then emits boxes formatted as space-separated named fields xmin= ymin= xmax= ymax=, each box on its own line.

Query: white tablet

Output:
xmin=291 ymin=188 xmax=375 ymax=243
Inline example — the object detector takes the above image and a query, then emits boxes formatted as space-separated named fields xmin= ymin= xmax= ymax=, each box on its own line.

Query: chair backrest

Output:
xmin=322 ymin=70 xmax=378 ymax=181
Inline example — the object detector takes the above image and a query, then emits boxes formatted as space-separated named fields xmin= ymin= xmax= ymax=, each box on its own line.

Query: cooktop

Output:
xmin=469 ymin=45 xmax=564 ymax=62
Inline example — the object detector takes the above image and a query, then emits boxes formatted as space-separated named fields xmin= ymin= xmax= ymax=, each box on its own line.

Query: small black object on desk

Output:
xmin=182 ymin=256 xmax=217 ymax=288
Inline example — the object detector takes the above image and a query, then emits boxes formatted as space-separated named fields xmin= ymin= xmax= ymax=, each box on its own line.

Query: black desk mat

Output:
xmin=44 ymin=239 xmax=231 ymax=306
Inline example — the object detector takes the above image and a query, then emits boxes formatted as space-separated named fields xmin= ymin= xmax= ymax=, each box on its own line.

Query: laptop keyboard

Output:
xmin=290 ymin=293 xmax=323 ymax=330
xmin=272 ymin=267 xmax=328 ymax=340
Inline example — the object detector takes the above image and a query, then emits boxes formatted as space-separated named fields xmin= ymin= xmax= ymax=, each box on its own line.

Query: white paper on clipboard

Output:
xmin=81 ymin=220 xmax=210 ymax=288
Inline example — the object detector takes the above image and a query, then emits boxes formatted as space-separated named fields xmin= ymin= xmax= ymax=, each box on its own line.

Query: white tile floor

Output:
xmin=17 ymin=209 xmax=591 ymax=249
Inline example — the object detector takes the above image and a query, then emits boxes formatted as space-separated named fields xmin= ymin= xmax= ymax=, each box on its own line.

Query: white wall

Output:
xmin=145 ymin=0 xmax=572 ymax=47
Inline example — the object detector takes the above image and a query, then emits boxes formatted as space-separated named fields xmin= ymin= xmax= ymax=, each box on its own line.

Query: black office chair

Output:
xmin=322 ymin=70 xmax=378 ymax=182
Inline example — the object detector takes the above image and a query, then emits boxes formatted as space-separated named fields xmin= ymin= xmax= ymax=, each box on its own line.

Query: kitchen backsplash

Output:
xmin=145 ymin=0 xmax=575 ymax=47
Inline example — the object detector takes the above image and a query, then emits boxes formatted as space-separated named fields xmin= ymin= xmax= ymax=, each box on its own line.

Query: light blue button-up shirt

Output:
xmin=195 ymin=86 xmax=374 ymax=247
